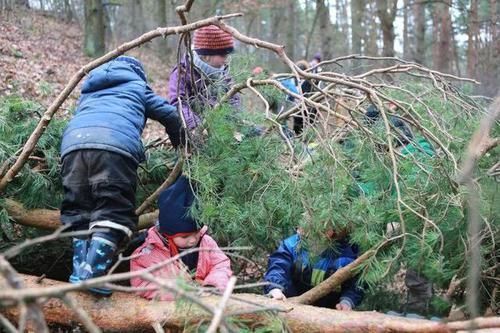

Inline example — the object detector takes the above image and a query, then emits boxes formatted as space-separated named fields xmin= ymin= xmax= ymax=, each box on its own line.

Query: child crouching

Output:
xmin=130 ymin=176 xmax=232 ymax=300
xmin=264 ymin=228 xmax=363 ymax=310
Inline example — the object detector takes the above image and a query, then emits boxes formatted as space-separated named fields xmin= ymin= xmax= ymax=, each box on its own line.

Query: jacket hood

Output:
xmin=81 ymin=57 xmax=146 ymax=94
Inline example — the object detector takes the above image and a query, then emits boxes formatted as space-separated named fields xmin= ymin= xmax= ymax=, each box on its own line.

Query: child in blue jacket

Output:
xmin=60 ymin=56 xmax=183 ymax=295
xmin=264 ymin=229 xmax=363 ymax=310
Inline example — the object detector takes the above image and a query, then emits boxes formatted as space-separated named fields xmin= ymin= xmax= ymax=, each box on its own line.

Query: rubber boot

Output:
xmin=80 ymin=237 xmax=117 ymax=296
xmin=69 ymin=238 xmax=88 ymax=284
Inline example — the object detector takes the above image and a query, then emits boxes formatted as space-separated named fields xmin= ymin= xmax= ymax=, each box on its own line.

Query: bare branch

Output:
xmin=206 ymin=276 xmax=237 ymax=333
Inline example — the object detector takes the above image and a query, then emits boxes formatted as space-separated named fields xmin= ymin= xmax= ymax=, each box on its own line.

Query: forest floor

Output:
xmin=0 ymin=7 xmax=171 ymax=140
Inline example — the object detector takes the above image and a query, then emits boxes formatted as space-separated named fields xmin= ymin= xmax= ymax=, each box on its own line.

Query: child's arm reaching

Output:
xmin=263 ymin=236 xmax=296 ymax=298
xmin=199 ymin=236 xmax=232 ymax=291
xmin=130 ymin=245 xmax=182 ymax=301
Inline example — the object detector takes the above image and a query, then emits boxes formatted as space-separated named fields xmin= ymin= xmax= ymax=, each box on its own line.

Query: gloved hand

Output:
xmin=268 ymin=288 xmax=286 ymax=300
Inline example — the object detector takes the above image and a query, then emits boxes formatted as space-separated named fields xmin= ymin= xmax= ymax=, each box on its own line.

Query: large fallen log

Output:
xmin=1 ymin=275 xmax=499 ymax=332
xmin=2 ymin=198 xmax=158 ymax=231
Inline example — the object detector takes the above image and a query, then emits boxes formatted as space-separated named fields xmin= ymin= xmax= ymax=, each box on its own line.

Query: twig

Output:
xmin=206 ymin=276 xmax=237 ymax=333
xmin=61 ymin=294 xmax=102 ymax=333
xmin=135 ymin=157 xmax=184 ymax=215
xmin=0 ymin=313 xmax=18 ymax=333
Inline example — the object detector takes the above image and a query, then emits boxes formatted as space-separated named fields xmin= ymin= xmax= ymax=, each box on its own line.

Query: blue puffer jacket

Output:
xmin=264 ymin=233 xmax=363 ymax=308
xmin=61 ymin=56 xmax=182 ymax=164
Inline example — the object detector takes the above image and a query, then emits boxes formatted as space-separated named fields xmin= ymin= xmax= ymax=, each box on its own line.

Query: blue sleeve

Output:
xmin=144 ymin=85 xmax=182 ymax=148
xmin=263 ymin=239 xmax=295 ymax=294
xmin=336 ymin=242 xmax=363 ymax=307
xmin=340 ymin=276 xmax=364 ymax=308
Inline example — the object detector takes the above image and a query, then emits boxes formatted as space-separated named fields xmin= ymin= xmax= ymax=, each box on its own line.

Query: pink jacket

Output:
xmin=130 ymin=226 xmax=232 ymax=301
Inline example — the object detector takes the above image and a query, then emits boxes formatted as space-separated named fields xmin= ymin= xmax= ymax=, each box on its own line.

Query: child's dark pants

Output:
xmin=60 ymin=149 xmax=138 ymax=243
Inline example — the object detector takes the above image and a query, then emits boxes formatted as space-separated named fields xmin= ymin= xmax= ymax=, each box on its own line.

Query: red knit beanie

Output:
xmin=193 ymin=25 xmax=234 ymax=56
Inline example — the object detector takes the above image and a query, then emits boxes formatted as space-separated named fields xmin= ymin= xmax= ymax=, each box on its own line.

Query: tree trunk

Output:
xmin=155 ymin=0 xmax=169 ymax=59
xmin=317 ymin=0 xmax=333 ymax=60
xmin=376 ymin=0 xmax=398 ymax=58
xmin=365 ymin=2 xmax=379 ymax=56
xmin=84 ymin=0 xmax=105 ymax=57
xmin=413 ymin=0 xmax=425 ymax=64
xmin=2 ymin=198 xmax=158 ymax=231
xmin=436 ymin=1 xmax=452 ymax=73
xmin=2 ymin=275 xmax=496 ymax=333
xmin=431 ymin=3 xmax=440 ymax=70
xmin=402 ymin=0 xmax=410 ymax=59
xmin=305 ymin=5 xmax=320 ymax=59
xmin=351 ymin=0 xmax=364 ymax=55
xmin=285 ymin=0 xmax=296 ymax=61
xmin=488 ymin=0 xmax=499 ymax=96
xmin=467 ymin=0 xmax=479 ymax=79
xmin=63 ymin=0 xmax=72 ymax=23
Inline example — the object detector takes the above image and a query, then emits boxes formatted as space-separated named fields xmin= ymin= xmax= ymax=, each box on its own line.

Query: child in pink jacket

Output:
xmin=130 ymin=176 xmax=232 ymax=301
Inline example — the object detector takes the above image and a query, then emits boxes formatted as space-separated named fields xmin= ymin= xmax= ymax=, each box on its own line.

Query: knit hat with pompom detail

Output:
xmin=193 ymin=25 xmax=234 ymax=56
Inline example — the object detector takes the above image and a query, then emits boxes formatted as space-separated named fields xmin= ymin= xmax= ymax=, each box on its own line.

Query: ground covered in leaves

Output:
xmin=0 ymin=7 xmax=171 ymax=139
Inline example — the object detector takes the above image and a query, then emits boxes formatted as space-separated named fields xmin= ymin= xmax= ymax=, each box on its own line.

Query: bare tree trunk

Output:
xmin=305 ymin=5 xmax=320 ymax=59
xmin=451 ymin=24 xmax=461 ymax=77
xmin=376 ymin=0 xmax=398 ymax=58
xmin=403 ymin=0 xmax=410 ymax=59
xmin=413 ymin=0 xmax=425 ymax=64
xmin=436 ymin=1 xmax=452 ymax=73
xmin=467 ymin=0 xmax=479 ymax=79
xmin=431 ymin=3 xmax=440 ymax=70
xmin=63 ymin=0 xmax=72 ymax=23
xmin=285 ymin=0 xmax=296 ymax=61
xmin=317 ymin=0 xmax=333 ymax=60
xmin=84 ymin=0 xmax=105 ymax=57
xmin=351 ymin=0 xmax=364 ymax=55
xmin=489 ymin=0 xmax=499 ymax=96
xmin=365 ymin=2 xmax=379 ymax=56
xmin=155 ymin=0 xmax=169 ymax=59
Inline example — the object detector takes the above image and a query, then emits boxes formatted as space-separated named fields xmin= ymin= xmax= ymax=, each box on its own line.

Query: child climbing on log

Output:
xmin=60 ymin=56 xmax=183 ymax=296
xmin=168 ymin=25 xmax=240 ymax=130
xmin=263 ymin=226 xmax=363 ymax=310
xmin=130 ymin=175 xmax=232 ymax=300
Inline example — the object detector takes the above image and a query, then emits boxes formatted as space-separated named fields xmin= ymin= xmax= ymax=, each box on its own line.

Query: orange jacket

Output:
xmin=130 ymin=226 xmax=232 ymax=301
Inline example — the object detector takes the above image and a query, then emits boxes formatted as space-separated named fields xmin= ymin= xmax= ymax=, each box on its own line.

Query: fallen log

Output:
xmin=1 ymin=275 xmax=499 ymax=332
xmin=2 ymin=198 xmax=158 ymax=231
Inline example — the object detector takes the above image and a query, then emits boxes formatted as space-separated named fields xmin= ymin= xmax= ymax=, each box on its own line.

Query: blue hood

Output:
xmin=61 ymin=57 xmax=181 ymax=164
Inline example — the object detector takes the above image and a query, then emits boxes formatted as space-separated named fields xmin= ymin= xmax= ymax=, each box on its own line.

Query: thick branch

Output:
xmin=290 ymin=249 xmax=375 ymax=305
xmin=1 ymin=275 xmax=485 ymax=333
xmin=2 ymin=199 xmax=158 ymax=231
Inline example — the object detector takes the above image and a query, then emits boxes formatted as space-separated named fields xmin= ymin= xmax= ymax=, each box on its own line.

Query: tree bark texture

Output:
xmin=285 ymin=0 xmax=296 ymax=61
xmin=436 ymin=1 xmax=452 ymax=73
xmin=413 ymin=0 xmax=425 ymax=64
xmin=376 ymin=0 xmax=397 ymax=58
xmin=316 ymin=0 xmax=333 ymax=60
xmin=351 ymin=0 xmax=364 ymax=55
xmin=3 ymin=198 xmax=158 ymax=231
xmin=467 ymin=0 xmax=479 ymax=79
xmin=84 ymin=0 xmax=105 ymax=57
xmin=2 ymin=275 xmax=498 ymax=333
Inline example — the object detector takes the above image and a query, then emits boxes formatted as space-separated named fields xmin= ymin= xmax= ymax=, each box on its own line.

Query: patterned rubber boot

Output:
xmin=69 ymin=238 xmax=88 ymax=284
xmin=80 ymin=237 xmax=117 ymax=296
